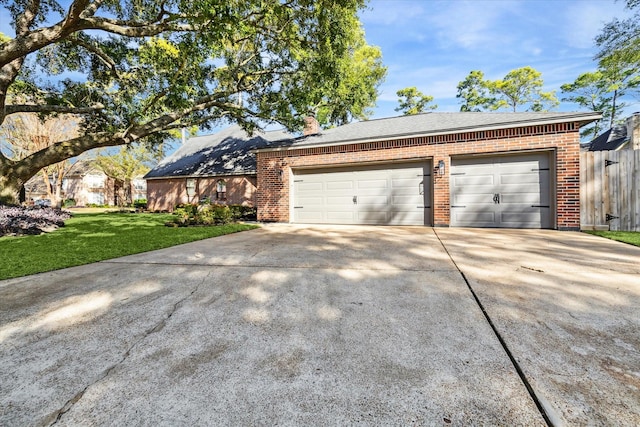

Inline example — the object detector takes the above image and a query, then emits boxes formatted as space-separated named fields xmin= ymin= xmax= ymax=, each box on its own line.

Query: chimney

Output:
xmin=627 ymin=112 xmax=640 ymax=150
xmin=303 ymin=115 xmax=320 ymax=137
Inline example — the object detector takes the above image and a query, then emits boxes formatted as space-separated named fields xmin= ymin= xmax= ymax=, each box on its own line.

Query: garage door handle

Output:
xmin=353 ymin=196 xmax=357 ymax=204
xmin=493 ymin=193 xmax=500 ymax=204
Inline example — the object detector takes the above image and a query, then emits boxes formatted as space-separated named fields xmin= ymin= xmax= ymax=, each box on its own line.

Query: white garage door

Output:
xmin=293 ymin=162 xmax=431 ymax=225
xmin=450 ymin=153 xmax=552 ymax=228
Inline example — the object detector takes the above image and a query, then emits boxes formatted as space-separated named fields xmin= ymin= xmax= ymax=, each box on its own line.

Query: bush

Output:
xmin=133 ymin=199 xmax=147 ymax=209
xmin=63 ymin=198 xmax=76 ymax=208
xmin=228 ymin=205 xmax=257 ymax=221
xmin=0 ymin=205 xmax=72 ymax=236
xmin=168 ymin=203 xmax=237 ymax=226
xmin=208 ymin=205 xmax=233 ymax=224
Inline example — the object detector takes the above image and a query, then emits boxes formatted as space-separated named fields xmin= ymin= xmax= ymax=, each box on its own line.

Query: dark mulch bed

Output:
xmin=0 ymin=205 xmax=72 ymax=237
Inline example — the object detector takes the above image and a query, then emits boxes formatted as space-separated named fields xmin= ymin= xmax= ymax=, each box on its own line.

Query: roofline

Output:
xmin=144 ymin=170 xmax=256 ymax=180
xmin=254 ymin=112 xmax=602 ymax=153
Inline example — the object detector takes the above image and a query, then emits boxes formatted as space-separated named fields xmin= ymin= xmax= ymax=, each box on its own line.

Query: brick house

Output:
xmin=25 ymin=160 xmax=147 ymax=206
xmin=145 ymin=125 xmax=291 ymax=211
xmin=254 ymin=112 xmax=600 ymax=230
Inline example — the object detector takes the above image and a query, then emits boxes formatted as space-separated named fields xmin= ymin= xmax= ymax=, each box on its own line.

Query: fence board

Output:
xmin=581 ymin=150 xmax=640 ymax=231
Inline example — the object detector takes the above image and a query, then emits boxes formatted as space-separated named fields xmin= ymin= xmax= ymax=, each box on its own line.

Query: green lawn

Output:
xmin=0 ymin=213 xmax=258 ymax=280
xmin=585 ymin=230 xmax=640 ymax=247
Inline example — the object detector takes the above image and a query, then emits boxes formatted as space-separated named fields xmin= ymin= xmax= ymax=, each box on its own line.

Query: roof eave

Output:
xmin=254 ymin=112 xmax=603 ymax=153
xmin=144 ymin=170 xmax=256 ymax=180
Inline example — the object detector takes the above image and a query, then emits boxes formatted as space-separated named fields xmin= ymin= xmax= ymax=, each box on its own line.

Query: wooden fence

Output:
xmin=580 ymin=150 xmax=640 ymax=231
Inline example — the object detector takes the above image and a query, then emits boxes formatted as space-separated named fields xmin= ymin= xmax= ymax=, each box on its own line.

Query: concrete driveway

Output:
xmin=0 ymin=225 xmax=638 ymax=426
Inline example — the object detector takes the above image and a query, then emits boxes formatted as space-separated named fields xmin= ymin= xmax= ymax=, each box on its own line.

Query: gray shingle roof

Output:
xmin=260 ymin=111 xmax=601 ymax=151
xmin=588 ymin=125 xmax=629 ymax=151
xmin=145 ymin=125 xmax=292 ymax=179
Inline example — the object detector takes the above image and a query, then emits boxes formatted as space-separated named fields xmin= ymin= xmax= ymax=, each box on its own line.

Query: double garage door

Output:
xmin=291 ymin=152 xmax=552 ymax=228
xmin=450 ymin=153 xmax=552 ymax=228
xmin=293 ymin=162 xmax=431 ymax=225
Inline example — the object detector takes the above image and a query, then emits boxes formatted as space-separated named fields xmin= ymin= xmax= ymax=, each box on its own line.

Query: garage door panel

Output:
xmin=453 ymin=174 xmax=495 ymax=187
xmin=297 ymin=182 xmax=323 ymax=192
xmin=451 ymin=153 xmax=552 ymax=228
xmin=501 ymin=211 xmax=546 ymax=228
xmin=297 ymin=196 xmax=324 ymax=206
xmin=453 ymin=192 xmax=494 ymax=205
xmin=500 ymin=173 xmax=541 ymax=185
xmin=392 ymin=194 xmax=423 ymax=205
xmin=500 ymin=193 xmax=544 ymax=204
xmin=295 ymin=211 xmax=323 ymax=221
xmin=357 ymin=179 xmax=388 ymax=190
xmin=327 ymin=195 xmax=355 ymax=205
xmin=326 ymin=180 xmax=354 ymax=190
xmin=452 ymin=210 xmax=496 ymax=223
xmin=293 ymin=162 xmax=431 ymax=225
xmin=358 ymin=195 xmax=389 ymax=207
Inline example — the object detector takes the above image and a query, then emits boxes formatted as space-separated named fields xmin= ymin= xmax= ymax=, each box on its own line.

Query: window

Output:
xmin=133 ymin=179 xmax=146 ymax=191
xmin=186 ymin=178 xmax=196 ymax=197
xmin=85 ymin=174 xmax=104 ymax=188
xmin=216 ymin=179 xmax=227 ymax=200
xmin=87 ymin=192 xmax=105 ymax=205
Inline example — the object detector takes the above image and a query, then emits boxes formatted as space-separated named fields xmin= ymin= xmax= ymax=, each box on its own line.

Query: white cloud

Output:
xmin=360 ymin=0 xmax=427 ymax=26
xmin=562 ymin=1 xmax=629 ymax=49
xmin=424 ymin=0 xmax=522 ymax=50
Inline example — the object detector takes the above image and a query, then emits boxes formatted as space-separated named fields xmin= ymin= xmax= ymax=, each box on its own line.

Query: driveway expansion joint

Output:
xmin=46 ymin=272 xmax=210 ymax=426
xmin=433 ymin=229 xmax=554 ymax=427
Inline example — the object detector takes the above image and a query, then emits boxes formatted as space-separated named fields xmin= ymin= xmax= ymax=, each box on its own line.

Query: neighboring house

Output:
xmin=24 ymin=160 xmax=147 ymax=206
xmin=144 ymin=125 xmax=291 ymax=211
xmin=148 ymin=112 xmax=599 ymax=229
xmin=588 ymin=112 xmax=640 ymax=151
xmin=255 ymin=112 xmax=599 ymax=230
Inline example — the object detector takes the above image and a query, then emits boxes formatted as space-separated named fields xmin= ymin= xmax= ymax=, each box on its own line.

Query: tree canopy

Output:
xmin=394 ymin=87 xmax=437 ymax=115
xmin=0 ymin=0 xmax=385 ymax=203
xmin=456 ymin=67 xmax=558 ymax=112
xmin=456 ymin=70 xmax=494 ymax=112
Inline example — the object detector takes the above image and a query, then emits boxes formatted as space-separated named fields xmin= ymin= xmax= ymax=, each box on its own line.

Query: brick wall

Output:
xmin=256 ymin=122 xmax=582 ymax=229
xmin=147 ymin=175 xmax=257 ymax=211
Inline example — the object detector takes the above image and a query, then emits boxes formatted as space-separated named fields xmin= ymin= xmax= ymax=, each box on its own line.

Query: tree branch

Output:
xmin=81 ymin=16 xmax=195 ymax=37
xmin=69 ymin=35 xmax=120 ymax=78
xmin=5 ymin=103 xmax=104 ymax=115
xmin=0 ymin=11 xmax=199 ymax=67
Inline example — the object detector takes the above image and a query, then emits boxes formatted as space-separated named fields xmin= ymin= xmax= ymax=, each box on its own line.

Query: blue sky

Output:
xmin=360 ymin=0 xmax=636 ymax=118
xmin=0 ymin=0 xmax=636 ymax=125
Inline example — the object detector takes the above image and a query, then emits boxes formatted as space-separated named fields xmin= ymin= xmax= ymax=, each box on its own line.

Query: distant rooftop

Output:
xmin=145 ymin=125 xmax=292 ymax=179
xmin=588 ymin=125 xmax=629 ymax=151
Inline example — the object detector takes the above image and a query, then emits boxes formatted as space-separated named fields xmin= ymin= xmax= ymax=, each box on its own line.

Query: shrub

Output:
xmin=133 ymin=199 xmax=147 ymax=209
xmin=229 ymin=205 xmax=257 ymax=221
xmin=63 ymin=198 xmax=76 ymax=208
xmin=0 ymin=205 xmax=72 ymax=236
xmin=168 ymin=203 xmax=236 ymax=226
xmin=209 ymin=205 xmax=233 ymax=224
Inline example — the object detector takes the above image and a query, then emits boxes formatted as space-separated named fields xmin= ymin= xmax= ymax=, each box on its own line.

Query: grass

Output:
xmin=0 ymin=212 xmax=259 ymax=280
xmin=585 ymin=230 xmax=640 ymax=247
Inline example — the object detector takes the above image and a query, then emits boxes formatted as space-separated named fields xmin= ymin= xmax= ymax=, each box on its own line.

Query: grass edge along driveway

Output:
xmin=0 ymin=213 xmax=258 ymax=280
xmin=584 ymin=230 xmax=640 ymax=247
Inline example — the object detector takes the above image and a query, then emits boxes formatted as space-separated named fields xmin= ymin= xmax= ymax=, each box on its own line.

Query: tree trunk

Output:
xmin=0 ymin=174 xmax=23 ymax=205
xmin=124 ymin=178 xmax=132 ymax=206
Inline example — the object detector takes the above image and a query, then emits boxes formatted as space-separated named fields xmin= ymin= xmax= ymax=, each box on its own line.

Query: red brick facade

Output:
xmin=147 ymin=175 xmax=257 ymax=211
xmin=256 ymin=122 xmax=582 ymax=229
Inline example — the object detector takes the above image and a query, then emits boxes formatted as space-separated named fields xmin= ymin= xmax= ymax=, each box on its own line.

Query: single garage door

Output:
xmin=450 ymin=153 xmax=552 ymax=228
xmin=293 ymin=162 xmax=431 ymax=225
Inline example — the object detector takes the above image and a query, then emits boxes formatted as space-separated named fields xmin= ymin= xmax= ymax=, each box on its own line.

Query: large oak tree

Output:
xmin=0 ymin=0 xmax=386 ymax=203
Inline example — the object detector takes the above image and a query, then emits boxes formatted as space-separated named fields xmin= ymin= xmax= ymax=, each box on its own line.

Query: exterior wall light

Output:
xmin=437 ymin=160 xmax=446 ymax=175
